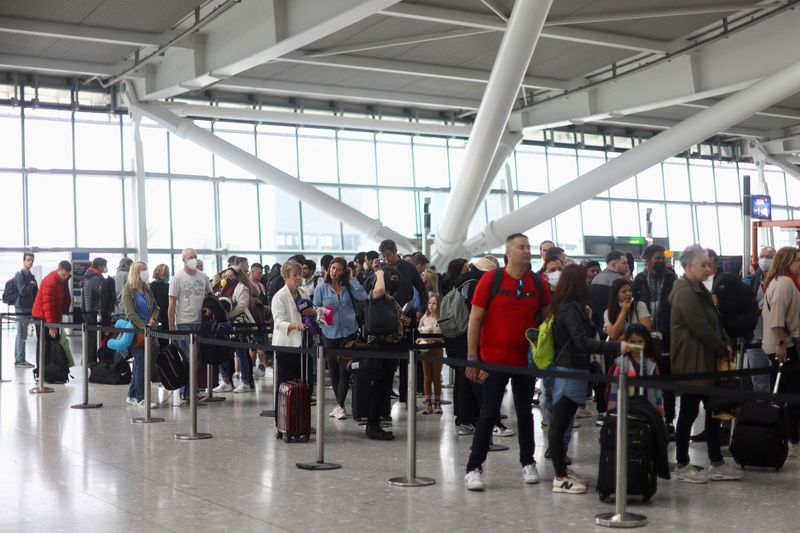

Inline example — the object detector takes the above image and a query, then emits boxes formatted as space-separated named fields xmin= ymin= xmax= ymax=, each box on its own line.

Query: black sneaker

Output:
xmin=690 ymin=430 xmax=707 ymax=443
xmin=390 ymin=390 xmax=400 ymax=399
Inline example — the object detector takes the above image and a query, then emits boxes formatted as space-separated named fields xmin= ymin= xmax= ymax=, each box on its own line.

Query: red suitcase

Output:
xmin=276 ymin=379 xmax=311 ymax=442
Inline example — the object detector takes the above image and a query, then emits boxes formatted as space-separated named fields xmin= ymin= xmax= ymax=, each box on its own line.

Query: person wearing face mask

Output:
xmin=122 ymin=262 xmax=160 ymax=407
xmin=543 ymin=258 xmax=563 ymax=290
xmin=168 ymin=248 xmax=212 ymax=404
xmin=669 ymin=245 xmax=740 ymax=483
xmin=81 ymin=257 xmax=108 ymax=365
xmin=743 ymin=246 xmax=776 ymax=392
xmin=632 ymin=244 xmax=678 ymax=438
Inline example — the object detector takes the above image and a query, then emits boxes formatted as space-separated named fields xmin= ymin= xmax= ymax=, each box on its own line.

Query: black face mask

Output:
xmin=386 ymin=280 xmax=399 ymax=293
xmin=652 ymin=261 xmax=666 ymax=274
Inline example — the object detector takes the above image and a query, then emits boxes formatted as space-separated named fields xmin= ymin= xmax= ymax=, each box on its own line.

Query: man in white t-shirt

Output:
xmin=168 ymin=248 xmax=211 ymax=402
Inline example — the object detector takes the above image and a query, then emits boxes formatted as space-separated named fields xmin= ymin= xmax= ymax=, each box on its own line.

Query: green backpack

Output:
xmin=526 ymin=315 xmax=555 ymax=369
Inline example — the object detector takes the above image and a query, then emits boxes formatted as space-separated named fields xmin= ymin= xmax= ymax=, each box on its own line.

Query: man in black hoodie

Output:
xmin=632 ymin=244 xmax=677 ymax=436
xmin=81 ymin=257 xmax=108 ymax=365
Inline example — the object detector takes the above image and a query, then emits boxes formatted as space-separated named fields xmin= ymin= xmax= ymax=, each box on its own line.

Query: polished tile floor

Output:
xmin=1 ymin=327 xmax=799 ymax=532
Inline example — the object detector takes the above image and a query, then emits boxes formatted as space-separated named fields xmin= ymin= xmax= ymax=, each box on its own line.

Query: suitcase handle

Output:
xmin=774 ymin=362 xmax=783 ymax=395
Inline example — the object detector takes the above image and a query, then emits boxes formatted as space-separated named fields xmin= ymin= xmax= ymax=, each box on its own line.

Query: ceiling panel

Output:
xmin=81 ymin=0 xmax=205 ymax=33
xmin=0 ymin=0 xmax=106 ymax=24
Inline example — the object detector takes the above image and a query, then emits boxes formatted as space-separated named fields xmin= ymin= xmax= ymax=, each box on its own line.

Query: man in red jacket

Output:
xmin=32 ymin=261 xmax=72 ymax=340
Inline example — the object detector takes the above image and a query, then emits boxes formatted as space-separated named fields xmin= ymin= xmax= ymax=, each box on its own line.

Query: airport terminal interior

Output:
xmin=3 ymin=0 xmax=800 ymax=531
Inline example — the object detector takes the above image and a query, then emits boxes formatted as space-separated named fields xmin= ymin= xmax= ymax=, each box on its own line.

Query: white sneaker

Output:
xmin=233 ymin=383 xmax=251 ymax=393
xmin=788 ymin=443 xmax=800 ymax=460
xmin=552 ymin=475 xmax=587 ymax=494
xmin=674 ymin=464 xmax=708 ymax=484
xmin=136 ymin=400 xmax=159 ymax=408
xmin=575 ymin=406 xmax=595 ymax=419
xmin=464 ymin=469 xmax=485 ymax=491
xmin=493 ymin=424 xmax=516 ymax=437
xmin=566 ymin=468 xmax=589 ymax=485
xmin=336 ymin=406 xmax=348 ymax=420
xmin=329 ymin=407 xmax=339 ymax=418
xmin=213 ymin=382 xmax=233 ymax=393
xmin=707 ymin=462 xmax=743 ymax=481
xmin=457 ymin=424 xmax=474 ymax=435
xmin=126 ymin=397 xmax=137 ymax=405
xmin=522 ymin=463 xmax=540 ymax=484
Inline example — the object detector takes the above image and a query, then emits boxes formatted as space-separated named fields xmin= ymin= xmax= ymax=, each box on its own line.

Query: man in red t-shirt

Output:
xmin=464 ymin=233 xmax=551 ymax=491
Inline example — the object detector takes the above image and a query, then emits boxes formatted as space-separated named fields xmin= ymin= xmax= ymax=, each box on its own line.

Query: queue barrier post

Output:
xmin=200 ymin=362 xmax=225 ymax=403
xmin=261 ymin=337 xmax=276 ymax=418
xmin=297 ymin=344 xmax=341 ymax=471
xmin=176 ymin=333 xmax=212 ymax=440
xmin=0 ymin=315 xmax=10 ymax=383
xmin=389 ymin=349 xmax=435 ymax=487
xmin=29 ymin=319 xmax=54 ymax=394
xmin=596 ymin=353 xmax=647 ymax=528
xmin=132 ymin=328 xmax=164 ymax=424
xmin=70 ymin=321 xmax=103 ymax=409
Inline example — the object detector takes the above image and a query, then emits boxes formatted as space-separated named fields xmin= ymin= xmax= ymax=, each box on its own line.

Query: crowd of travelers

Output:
xmin=6 ymin=231 xmax=798 ymax=494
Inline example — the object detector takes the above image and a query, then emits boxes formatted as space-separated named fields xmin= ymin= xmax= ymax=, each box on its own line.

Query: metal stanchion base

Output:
xmin=71 ymin=402 xmax=103 ymax=409
xmin=0 ymin=378 xmax=11 ymax=383
xmin=131 ymin=417 xmax=164 ymax=424
xmin=175 ymin=432 xmax=212 ymax=440
xmin=388 ymin=476 xmax=436 ymax=487
xmin=29 ymin=386 xmax=54 ymax=394
xmin=296 ymin=461 xmax=342 ymax=471
xmin=595 ymin=512 xmax=648 ymax=528
xmin=199 ymin=395 xmax=225 ymax=403
xmin=260 ymin=410 xmax=275 ymax=417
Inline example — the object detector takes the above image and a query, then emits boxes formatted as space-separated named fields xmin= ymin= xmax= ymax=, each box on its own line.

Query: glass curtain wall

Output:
xmin=1 ymin=101 xmax=797 ymax=282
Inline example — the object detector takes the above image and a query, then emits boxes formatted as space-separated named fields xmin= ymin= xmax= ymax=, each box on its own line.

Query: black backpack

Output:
xmin=2 ymin=277 xmax=18 ymax=305
xmin=101 ymin=276 xmax=117 ymax=314
xmin=713 ymin=272 xmax=759 ymax=340
xmin=33 ymin=335 xmax=71 ymax=384
xmin=156 ymin=343 xmax=188 ymax=390
xmin=365 ymin=297 xmax=400 ymax=336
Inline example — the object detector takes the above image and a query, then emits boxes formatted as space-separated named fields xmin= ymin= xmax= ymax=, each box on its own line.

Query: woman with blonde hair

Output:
xmin=422 ymin=268 xmax=439 ymax=298
xmin=121 ymin=261 xmax=159 ymax=407
xmin=762 ymin=246 xmax=800 ymax=458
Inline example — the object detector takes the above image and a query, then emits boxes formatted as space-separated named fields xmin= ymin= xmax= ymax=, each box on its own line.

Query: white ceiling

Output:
xmin=1 ymin=0 xmax=799 ymax=142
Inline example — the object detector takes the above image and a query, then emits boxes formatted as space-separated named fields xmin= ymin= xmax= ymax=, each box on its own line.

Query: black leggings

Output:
xmin=322 ymin=336 xmax=351 ymax=407
xmin=549 ymin=397 xmax=580 ymax=478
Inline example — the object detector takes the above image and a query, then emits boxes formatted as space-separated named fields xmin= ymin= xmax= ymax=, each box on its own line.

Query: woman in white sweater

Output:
xmin=271 ymin=260 xmax=313 ymax=400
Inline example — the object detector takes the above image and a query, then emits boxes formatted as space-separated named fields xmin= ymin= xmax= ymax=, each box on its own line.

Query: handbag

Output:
xmin=707 ymin=356 xmax=740 ymax=416
xmin=365 ymin=297 xmax=400 ymax=336
xmin=133 ymin=332 xmax=145 ymax=348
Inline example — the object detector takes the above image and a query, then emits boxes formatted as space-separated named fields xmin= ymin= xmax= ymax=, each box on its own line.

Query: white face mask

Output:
xmin=547 ymin=270 xmax=561 ymax=287
xmin=759 ymin=257 xmax=773 ymax=272
xmin=102 ymin=266 xmax=108 ymax=274
xmin=186 ymin=258 xmax=198 ymax=271
xmin=139 ymin=270 xmax=149 ymax=283
xmin=703 ymin=278 xmax=713 ymax=292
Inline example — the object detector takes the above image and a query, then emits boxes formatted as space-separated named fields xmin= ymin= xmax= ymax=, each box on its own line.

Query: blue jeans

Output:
xmin=541 ymin=374 xmax=574 ymax=447
xmin=15 ymin=315 xmax=31 ymax=363
xmin=466 ymin=371 xmax=535 ymax=472
xmin=220 ymin=347 xmax=252 ymax=382
xmin=130 ymin=346 xmax=145 ymax=401
xmin=746 ymin=347 xmax=771 ymax=393
xmin=176 ymin=323 xmax=200 ymax=399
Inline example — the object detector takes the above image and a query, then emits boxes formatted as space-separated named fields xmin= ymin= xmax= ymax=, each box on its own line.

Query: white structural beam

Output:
xmin=0 ymin=53 xmax=115 ymax=76
xmin=214 ymin=77 xmax=481 ymax=110
xmin=131 ymin=116 xmax=149 ymax=264
xmin=469 ymin=131 xmax=523 ymax=217
xmin=462 ymin=57 xmax=800 ymax=257
xmin=593 ymin=115 xmax=767 ymax=138
xmin=0 ymin=16 xmax=168 ymax=47
xmin=124 ymin=88 xmax=417 ymax=253
xmin=133 ymin=0 xmax=401 ymax=101
xmin=275 ymin=52 xmax=569 ymax=91
xmin=513 ymin=8 xmax=800 ymax=131
xmin=309 ymin=28 xmax=493 ymax=57
xmin=164 ymin=102 xmax=471 ymax=137
xmin=379 ymin=3 xmax=670 ymax=53
xmin=546 ymin=2 xmax=777 ymax=25
xmin=433 ymin=0 xmax=552 ymax=265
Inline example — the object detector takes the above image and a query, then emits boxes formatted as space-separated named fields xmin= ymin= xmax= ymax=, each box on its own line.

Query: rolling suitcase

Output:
xmin=730 ymin=365 xmax=787 ymax=470
xmin=276 ymin=353 xmax=311 ymax=442
xmin=597 ymin=414 xmax=658 ymax=503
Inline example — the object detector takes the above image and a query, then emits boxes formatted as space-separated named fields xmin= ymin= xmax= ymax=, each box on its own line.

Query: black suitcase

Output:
xmin=156 ymin=343 xmax=188 ymax=391
xmin=597 ymin=414 xmax=658 ymax=503
xmin=730 ymin=366 xmax=788 ymax=470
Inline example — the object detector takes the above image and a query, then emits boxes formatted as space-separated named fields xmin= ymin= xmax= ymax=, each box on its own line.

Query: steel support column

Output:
xmin=131 ymin=114 xmax=148 ymax=264
xmin=463 ymin=58 xmax=800 ymax=256
xmin=433 ymin=0 xmax=551 ymax=266
xmin=123 ymin=85 xmax=416 ymax=252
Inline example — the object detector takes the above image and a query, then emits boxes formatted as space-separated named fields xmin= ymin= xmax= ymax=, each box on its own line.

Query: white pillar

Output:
xmin=433 ymin=0 xmax=552 ymax=263
xmin=131 ymin=114 xmax=148 ymax=264
xmin=125 ymin=94 xmax=417 ymax=253
xmin=464 ymin=57 xmax=800 ymax=255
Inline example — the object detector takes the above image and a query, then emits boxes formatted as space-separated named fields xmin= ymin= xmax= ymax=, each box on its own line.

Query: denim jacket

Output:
xmin=313 ymin=279 xmax=369 ymax=339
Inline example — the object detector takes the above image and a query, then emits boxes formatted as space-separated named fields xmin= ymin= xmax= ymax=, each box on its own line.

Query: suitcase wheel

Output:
xmin=299 ymin=434 xmax=310 ymax=443
xmin=275 ymin=430 xmax=282 ymax=440
xmin=599 ymin=493 xmax=610 ymax=502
